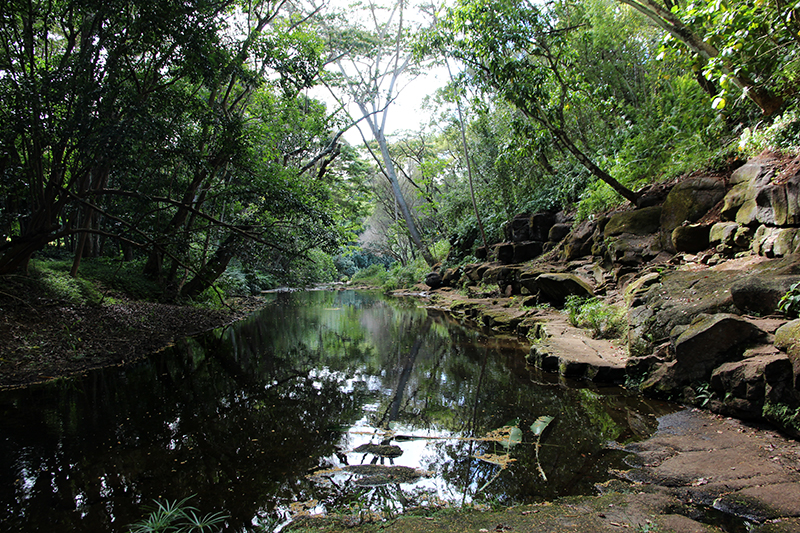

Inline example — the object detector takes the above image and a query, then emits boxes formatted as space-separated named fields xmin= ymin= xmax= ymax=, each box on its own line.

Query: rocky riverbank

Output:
xmin=288 ymin=408 xmax=800 ymax=532
xmin=412 ymin=153 xmax=800 ymax=440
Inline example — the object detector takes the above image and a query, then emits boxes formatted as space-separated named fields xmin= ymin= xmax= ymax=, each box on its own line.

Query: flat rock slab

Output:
xmin=526 ymin=311 xmax=627 ymax=383
xmin=621 ymin=409 xmax=800 ymax=523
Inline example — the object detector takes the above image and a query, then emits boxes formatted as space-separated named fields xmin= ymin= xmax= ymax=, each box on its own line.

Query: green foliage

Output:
xmin=31 ymin=261 xmax=104 ymax=305
xmin=382 ymin=258 xmax=429 ymax=291
xmin=738 ymin=109 xmax=800 ymax=156
xmin=762 ymin=402 xmax=800 ymax=435
xmin=564 ymin=296 xmax=627 ymax=339
xmin=351 ymin=264 xmax=390 ymax=286
xmin=778 ymin=281 xmax=800 ymax=318
xmin=431 ymin=239 xmax=452 ymax=264
xmin=127 ymin=496 xmax=227 ymax=533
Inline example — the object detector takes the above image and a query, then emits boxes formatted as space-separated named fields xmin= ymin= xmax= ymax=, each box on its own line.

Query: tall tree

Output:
xmin=318 ymin=0 xmax=436 ymax=266
xmin=422 ymin=0 xmax=640 ymax=205
xmin=616 ymin=0 xmax=790 ymax=115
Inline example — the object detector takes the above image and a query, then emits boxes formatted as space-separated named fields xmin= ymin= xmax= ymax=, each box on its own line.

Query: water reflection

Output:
xmin=0 ymin=290 xmax=676 ymax=532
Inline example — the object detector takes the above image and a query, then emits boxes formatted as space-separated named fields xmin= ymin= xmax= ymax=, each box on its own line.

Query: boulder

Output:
xmin=513 ymin=241 xmax=543 ymax=263
xmin=563 ymin=219 xmax=598 ymax=260
xmin=753 ymin=226 xmax=800 ymax=257
xmin=535 ymin=273 xmax=594 ymax=305
xmin=710 ymin=353 xmax=794 ymax=418
xmin=506 ymin=212 xmax=555 ymax=242
xmin=495 ymin=243 xmax=514 ymax=264
xmin=774 ymin=319 xmax=800 ymax=388
xmin=424 ymin=271 xmax=443 ymax=289
xmin=723 ymin=154 xmax=800 ymax=227
xmin=604 ymin=206 xmax=663 ymax=237
xmin=529 ymin=212 xmax=556 ymax=242
xmin=672 ymin=224 xmax=710 ymax=253
xmin=518 ymin=267 xmax=548 ymax=295
xmin=731 ymin=276 xmax=800 ymax=315
xmin=548 ymin=223 xmax=572 ymax=243
xmin=508 ymin=213 xmax=533 ymax=242
xmin=709 ymin=222 xmax=739 ymax=247
xmin=441 ymin=267 xmax=461 ymax=287
xmin=660 ymin=177 xmax=726 ymax=251
xmin=670 ymin=314 xmax=766 ymax=384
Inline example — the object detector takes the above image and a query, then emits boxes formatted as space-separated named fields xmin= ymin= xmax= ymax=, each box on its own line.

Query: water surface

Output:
xmin=0 ymin=290 xmax=675 ymax=531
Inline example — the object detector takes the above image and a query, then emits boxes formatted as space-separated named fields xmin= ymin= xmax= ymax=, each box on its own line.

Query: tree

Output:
xmin=422 ymin=0 xmax=640 ymax=205
xmin=0 ymin=0 xmax=355 ymax=296
xmin=617 ymin=0 xmax=790 ymax=115
xmin=318 ymin=0 xmax=437 ymax=266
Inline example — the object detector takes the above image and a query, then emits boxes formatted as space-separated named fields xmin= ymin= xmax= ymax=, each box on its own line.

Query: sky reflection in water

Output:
xmin=0 ymin=290 xmax=676 ymax=532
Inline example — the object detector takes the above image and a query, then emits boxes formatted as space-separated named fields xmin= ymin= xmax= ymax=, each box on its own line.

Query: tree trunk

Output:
xmin=371 ymin=122 xmax=436 ymax=267
xmin=180 ymin=232 xmax=240 ymax=299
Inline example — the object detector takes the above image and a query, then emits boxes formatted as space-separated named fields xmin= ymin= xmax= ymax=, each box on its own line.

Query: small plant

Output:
xmin=564 ymin=296 xmax=626 ymax=339
xmin=127 ymin=496 xmax=228 ymax=533
xmin=778 ymin=282 xmax=800 ymax=318
xmin=693 ymin=382 xmax=714 ymax=407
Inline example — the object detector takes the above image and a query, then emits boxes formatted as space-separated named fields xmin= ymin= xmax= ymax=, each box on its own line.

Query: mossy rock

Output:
xmin=604 ymin=206 xmax=663 ymax=238
xmin=660 ymin=176 xmax=726 ymax=234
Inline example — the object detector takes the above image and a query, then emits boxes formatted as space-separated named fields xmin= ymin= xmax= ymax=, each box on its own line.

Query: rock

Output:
xmin=563 ymin=219 xmax=597 ymax=260
xmin=424 ymin=271 xmax=442 ymax=289
xmin=548 ymin=223 xmax=572 ymax=243
xmin=529 ymin=212 xmax=556 ymax=242
xmin=753 ymin=226 xmax=800 ymax=257
xmin=604 ymin=206 xmax=663 ymax=237
xmin=513 ymin=241 xmax=543 ymax=263
xmin=508 ymin=213 xmax=533 ymax=242
xmin=710 ymin=353 xmax=794 ymax=418
xmin=506 ymin=212 xmax=555 ymax=242
xmin=671 ymin=224 xmax=710 ymax=253
xmin=660 ymin=177 xmax=726 ymax=251
xmin=774 ymin=319 xmax=800 ymax=388
xmin=633 ymin=270 xmax=742 ymax=344
xmin=495 ymin=243 xmax=514 ymax=264
xmin=441 ymin=267 xmax=461 ymax=287
xmin=623 ymin=272 xmax=661 ymax=306
xmin=535 ymin=273 xmax=594 ymax=305
xmin=518 ymin=267 xmax=548 ymax=295
xmin=724 ymin=154 xmax=800 ymax=227
xmin=670 ymin=314 xmax=766 ymax=385
xmin=730 ymin=276 xmax=800 ymax=315
xmin=709 ymin=221 xmax=739 ymax=247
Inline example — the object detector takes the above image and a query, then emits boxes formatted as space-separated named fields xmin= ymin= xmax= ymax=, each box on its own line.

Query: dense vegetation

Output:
xmin=1 ymin=0 xmax=798 ymax=299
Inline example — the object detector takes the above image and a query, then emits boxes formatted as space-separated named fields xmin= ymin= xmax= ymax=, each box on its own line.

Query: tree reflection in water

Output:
xmin=0 ymin=290 xmax=676 ymax=532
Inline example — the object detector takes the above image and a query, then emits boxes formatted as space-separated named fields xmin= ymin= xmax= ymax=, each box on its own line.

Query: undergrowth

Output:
xmin=564 ymin=296 xmax=626 ymax=339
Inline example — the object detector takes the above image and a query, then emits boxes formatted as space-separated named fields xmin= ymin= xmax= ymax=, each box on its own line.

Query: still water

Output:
xmin=0 ymin=290 xmax=675 ymax=531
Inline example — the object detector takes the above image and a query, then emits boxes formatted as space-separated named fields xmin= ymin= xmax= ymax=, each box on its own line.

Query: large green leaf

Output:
xmin=531 ymin=415 xmax=554 ymax=436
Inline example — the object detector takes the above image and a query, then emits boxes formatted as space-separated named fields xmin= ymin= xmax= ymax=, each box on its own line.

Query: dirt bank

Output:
xmin=0 ymin=274 xmax=266 ymax=389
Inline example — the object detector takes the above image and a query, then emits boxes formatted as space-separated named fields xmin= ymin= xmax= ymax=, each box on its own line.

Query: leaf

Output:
xmin=501 ymin=426 xmax=523 ymax=449
xmin=530 ymin=415 xmax=554 ymax=436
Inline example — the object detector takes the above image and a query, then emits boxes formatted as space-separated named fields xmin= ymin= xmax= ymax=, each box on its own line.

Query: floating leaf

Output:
xmin=531 ymin=415 xmax=554 ymax=436
xmin=531 ymin=415 xmax=555 ymax=482
xmin=501 ymin=426 xmax=523 ymax=449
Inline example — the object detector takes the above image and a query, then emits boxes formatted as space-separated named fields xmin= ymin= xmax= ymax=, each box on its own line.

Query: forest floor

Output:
xmin=0 ymin=274 xmax=267 ymax=390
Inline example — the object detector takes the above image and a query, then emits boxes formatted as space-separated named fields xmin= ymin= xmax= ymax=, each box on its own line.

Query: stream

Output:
xmin=0 ymin=290 xmax=677 ymax=531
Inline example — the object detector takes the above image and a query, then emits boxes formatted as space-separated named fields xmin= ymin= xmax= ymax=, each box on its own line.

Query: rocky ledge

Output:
xmin=411 ymin=153 xmax=800 ymax=440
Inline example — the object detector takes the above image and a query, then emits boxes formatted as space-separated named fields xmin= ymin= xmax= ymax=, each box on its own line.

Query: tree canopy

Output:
xmin=0 ymin=0 xmax=798 ymax=293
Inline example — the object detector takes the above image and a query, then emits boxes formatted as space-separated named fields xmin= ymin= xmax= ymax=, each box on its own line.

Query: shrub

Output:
xmin=351 ymin=263 xmax=388 ymax=286
xmin=565 ymin=296 xmax=627 ymax=339
xmin=778 ymin=282 xmax=800 ymax=318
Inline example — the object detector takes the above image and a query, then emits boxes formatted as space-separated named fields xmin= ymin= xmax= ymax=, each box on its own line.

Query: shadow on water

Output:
xmin=0 ymin=290 xmax=678 ymax=532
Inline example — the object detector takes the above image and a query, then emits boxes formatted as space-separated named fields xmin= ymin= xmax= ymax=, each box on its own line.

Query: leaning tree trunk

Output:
xmin=180 ymin=232 xmax=240 ymax=299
